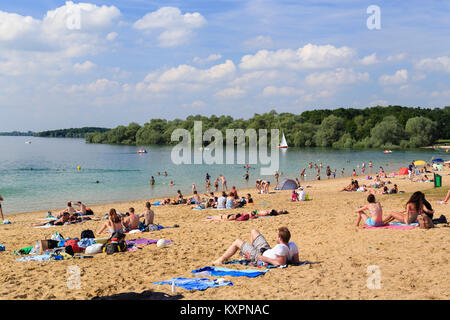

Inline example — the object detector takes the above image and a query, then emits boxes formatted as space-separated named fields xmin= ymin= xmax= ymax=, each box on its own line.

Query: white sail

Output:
xmin=279 ymin=133 xmax=288 ymax=148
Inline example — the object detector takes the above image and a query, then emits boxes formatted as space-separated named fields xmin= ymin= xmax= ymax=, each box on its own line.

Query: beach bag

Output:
xmin=104 ymin=241 xmax=127 ymax=255
xmin=85 ymin=208 xmax=94 ymax=215
xmin=64 ymin=239 xmax=82 ymax=253
xmin=81 ymin=229 xmax=95 ymax=239
xmin=417 ymin=214 xmax=434 ymax=229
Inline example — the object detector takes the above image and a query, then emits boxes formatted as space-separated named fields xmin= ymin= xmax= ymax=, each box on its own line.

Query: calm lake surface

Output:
xmin=0 ymin=136 xmax=447 ymax=215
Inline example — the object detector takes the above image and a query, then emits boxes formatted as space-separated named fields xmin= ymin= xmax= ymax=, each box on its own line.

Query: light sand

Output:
xmin=0 ymin=170 xmax=449 ymax=300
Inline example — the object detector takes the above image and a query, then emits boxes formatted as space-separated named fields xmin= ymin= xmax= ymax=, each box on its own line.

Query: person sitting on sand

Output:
xmin=296 ymin=187 xmax=306 ymax=201
xmin=123 ymin=207 xmax=140 ymax=232
xmin=212 ymin=227 xmax=299 ymax=266
xmin=355 ymin=194 xmax=384 ymax=227
xmin=230 ymin=186 xmax=239 ymax=199
xmin=389 ymin=184 xmax=398 ymax=194
xmin=383 ymin=191 xmax=423 ymax=225
xmin=217 ymin=192 xmax=227 ymax=209
xmin=246 ymin=193 xmax=254 ymax=205
xmin=72 ymin=201 xmax=86 ymax=216
xmin=57 ymin=202 xmax=76 ymax=218
xmin=342 ymin=180 xmax=358 ymax=192
xmin=97 ymin=208 xmax=124 ymax=235
xmin=188 ymin=191 xmax=202 ymax=205
xmin=139 ymin=202 xmax=155 ymax=227
xmin=226 ymin=192 xmax=236 ymax=209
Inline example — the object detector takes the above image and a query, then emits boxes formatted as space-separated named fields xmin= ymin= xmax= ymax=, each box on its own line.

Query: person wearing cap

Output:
xmin=296 ymin=187 xmax=306 ymax=201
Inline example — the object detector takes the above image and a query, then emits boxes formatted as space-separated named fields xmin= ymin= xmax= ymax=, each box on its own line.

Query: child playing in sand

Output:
xmin=355 ymin=194 xmax=384 ymax=227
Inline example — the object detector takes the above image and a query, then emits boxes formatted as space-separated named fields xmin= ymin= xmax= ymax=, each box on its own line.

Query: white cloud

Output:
xmin=133 ymin=7 xmax=206 ymax=47
xmin=415 ymin=56 xmax=450 ymax=73
xmin=262 ymin=86 xmax=305 ymax=96
xmin=106 ymin=32 xmax=118 ymax=41
xmin=215 ymin=86 xmax=245 ymax=98
xmin=239 ymin=44 xmax=356 ymax=70
xmin=243 ymin=35 xmax=274 ymax=49
xmin=193 ymin=54 xmax=222 ymax=64
xmin=73 ymin=60 xmax=96 ymax=72
xmin=386 ymin=53 xmax=406 ymax=62
xmin=67 ymin=78 xmax=120 ymax=94
xmin=305 ymin=68 xmax=369 ymax=87
xmin=359 ymin=53 xmax=378 ymax=65
xmin=378 ymin=69 xmax=408 ymax=86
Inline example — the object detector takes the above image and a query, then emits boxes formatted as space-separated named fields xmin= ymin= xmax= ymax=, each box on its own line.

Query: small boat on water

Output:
xmin=279 ymin=133 xmax=288 ymax=149
xmin=25 ymin=140 xmax=32 ymax=144
xmin=137 ymin=147 xmax=147 ymax=154
xmin=383 ymin=150 xmax=392 ymax=154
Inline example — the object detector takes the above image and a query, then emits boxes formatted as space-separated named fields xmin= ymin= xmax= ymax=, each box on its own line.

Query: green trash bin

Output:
xmin=434 ymin=173 xmax=442 ymax=188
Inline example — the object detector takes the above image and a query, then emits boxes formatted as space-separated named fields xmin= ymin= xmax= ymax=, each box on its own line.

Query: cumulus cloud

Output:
xmin=73 ymin=60 xmax=96 ymax=72
xmin=359 ymin=53 xmax=378 ymax=65
xmin=262 ymin=86 xmax=305 ymax=96
xmin=215 ymin=86 xmax=245 ymax=99
xmin=415 ymin=56 xmax=450 ymax=73
xmin=305 ymin=68 xmax=369 ymax=87
xmin=378 ymin=69 xmax=408 ymax=86
xmin=133 ymin=7 xmax=206 ymax=47
xmin=193 ymin=54 xmax=222 ymax=64
xmin=239 ymin=44 xmax=356 ymax=70
xmin=243 ymin=35 xmax=274 ymax=49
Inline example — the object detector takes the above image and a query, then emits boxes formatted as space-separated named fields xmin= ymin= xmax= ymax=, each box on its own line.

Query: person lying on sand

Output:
xmin=355 ymin=194 xmax=384 ymax=227
xmin=33 ymin=212 xmax=70 ymax=226
xmin=97 ymin=208 xmax=124 ymax=235
xmin=212 ymin=228 xmax=299 ymax=266
xmin=383 ymin=191 xmax=423 ymax=225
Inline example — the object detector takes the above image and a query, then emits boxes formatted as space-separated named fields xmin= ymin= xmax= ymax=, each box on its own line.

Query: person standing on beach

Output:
xmin=220 ymin=175 xmax=228 ymax=191
xmin=0 ymin=194 xmax=4 ymax=221
xmin=369 ymin=161 xmax=373 ymax=174
xmin=214 ymin=178 xmax=219 ymax=192
xmin=244 ymin=171 xmax=249 ymax=182
xmin=274 ymin=171 xmax=279 ymax=188
xmin=341 ymin=168 xmax=345 ymax=176
xmin=326 ymin=166 xmax=331 ymax=179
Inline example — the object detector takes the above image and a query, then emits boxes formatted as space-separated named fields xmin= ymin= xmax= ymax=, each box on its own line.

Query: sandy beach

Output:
xmin=0 ymin=169 xmax=449 ymax=300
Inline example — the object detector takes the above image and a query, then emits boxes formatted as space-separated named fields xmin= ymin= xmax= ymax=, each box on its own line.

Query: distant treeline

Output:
xmin=84 ymin=105 xmax=450 ymax=149
xmin=36 ymin=127 xmax=110 ymax=138
xmin=0 ymin=131 xmax=34 ymax=136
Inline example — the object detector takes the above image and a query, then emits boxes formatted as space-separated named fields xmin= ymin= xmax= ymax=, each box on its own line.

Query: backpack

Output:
xmin=103 ymin=240 xmax=127 ymax=255
xmin=417 ymin=214 xmax=434 ymax=229
xmin=81 ymin=229 xmax=95 ymax=239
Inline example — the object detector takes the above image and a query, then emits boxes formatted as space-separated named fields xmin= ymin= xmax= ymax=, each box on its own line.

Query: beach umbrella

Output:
xmin=279 ymin=179 xmax=297 ymax=190
xmin=432 ymin=158 xmax=444 ymax=162
xmin=414 ymin=160 xmax=426 ymax=166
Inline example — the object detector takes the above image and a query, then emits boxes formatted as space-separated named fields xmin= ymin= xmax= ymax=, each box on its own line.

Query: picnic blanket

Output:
xmin=191 ymin=266 xmax=268 ymax=278
xmin=153 ymin=277 xmax=233 ymax=291
xmin=363 ymin=222 xmax=418 ymax=230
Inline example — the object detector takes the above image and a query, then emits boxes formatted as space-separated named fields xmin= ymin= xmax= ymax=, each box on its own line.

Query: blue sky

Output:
xmin=1 ymin=0 xmax=449 ymax=131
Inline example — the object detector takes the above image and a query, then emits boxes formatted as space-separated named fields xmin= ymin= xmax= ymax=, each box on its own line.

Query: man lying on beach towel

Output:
xmin=211 ymin=227 xmax=299 ymax=267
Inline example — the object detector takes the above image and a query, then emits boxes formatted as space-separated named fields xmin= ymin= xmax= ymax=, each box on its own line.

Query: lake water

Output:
xmin=0 ymin=136 xmax=447 ymax=215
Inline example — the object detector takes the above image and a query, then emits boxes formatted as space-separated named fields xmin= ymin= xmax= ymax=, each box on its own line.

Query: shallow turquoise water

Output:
xmin=0 ymin=136 xmax=447 ymax=215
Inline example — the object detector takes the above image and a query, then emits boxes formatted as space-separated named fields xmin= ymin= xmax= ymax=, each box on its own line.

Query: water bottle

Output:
xmin=171 ymin=280 xmax=175 ymax=293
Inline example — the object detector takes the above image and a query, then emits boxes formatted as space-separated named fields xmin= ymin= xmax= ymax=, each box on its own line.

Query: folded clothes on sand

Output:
xmin=154 ymin=277 xmax=233 ymax=291
xmin=191 ymin=266 xmax=268 ymax=278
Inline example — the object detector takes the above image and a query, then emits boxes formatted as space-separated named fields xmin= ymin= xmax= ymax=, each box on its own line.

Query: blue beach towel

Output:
xmin=154 ymin=277 xmax=233 ymax=291
xmin=191 ymin=266 xmax=268 ymax=278
xmin=390 ymin=222 xmax=419 ymax=226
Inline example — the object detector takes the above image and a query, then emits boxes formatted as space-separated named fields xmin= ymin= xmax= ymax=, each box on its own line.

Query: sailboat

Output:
xmin=279 ymin=133 xmax=288 ymax=149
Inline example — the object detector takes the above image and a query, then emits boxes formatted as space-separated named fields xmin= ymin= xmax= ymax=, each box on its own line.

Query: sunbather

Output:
xmin=123 ymin=207 xmax=140 ymax=232
xmin=139 ymin=202 xmax=155 ymax=226
xmin=33 ymin=212 xmax=70 ymax=226
xmin=355 ymin=194 xmax=384 ymax=227
xmin=383 ymin=191 xmax=423 ymax=225
xmin=57 ymin=202 xmax=76 ymax=218
xmin=211 ymin=228 xmax=299 ymax=266
xmin=97 ymin=208 xmax=124 ymax=234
